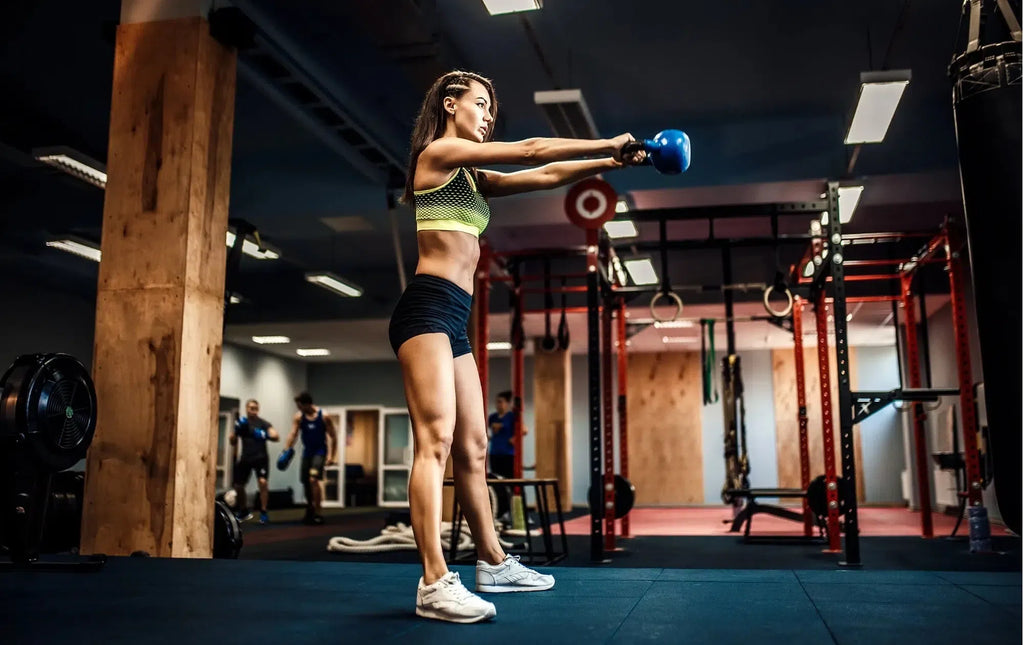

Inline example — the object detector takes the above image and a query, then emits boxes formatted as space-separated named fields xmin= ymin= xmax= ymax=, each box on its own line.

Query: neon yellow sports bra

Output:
xmin=414 ymin=167 xmax=491 ymax=237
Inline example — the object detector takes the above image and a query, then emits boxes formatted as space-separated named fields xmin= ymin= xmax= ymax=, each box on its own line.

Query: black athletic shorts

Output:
xmin=389 ymin=273 xmax=473 ymax=358
xmin=234 ymin=456 xmax=269 ymax=485
xmin=301 ymin=454 xmax=327 ymax=481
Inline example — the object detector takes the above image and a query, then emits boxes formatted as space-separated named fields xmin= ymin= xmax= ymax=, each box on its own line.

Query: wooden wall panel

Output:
xmin=346 ymin=410 xmax=379 ymax=474
xmin=627 ymin=352 xmax=703 ymax=505
xmin=772 ymin=343 xmax=865 ymax=501
xmin=533 ymin=349 xmax=572 ymax=509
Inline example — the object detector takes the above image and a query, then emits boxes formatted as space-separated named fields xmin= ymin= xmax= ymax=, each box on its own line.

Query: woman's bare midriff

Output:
xmin=415 ymin=230 xmax=481 ymax=295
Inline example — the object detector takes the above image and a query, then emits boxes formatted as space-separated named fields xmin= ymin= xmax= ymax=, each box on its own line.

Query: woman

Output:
xmin=390 ymin=70 xmax=643 ymax=624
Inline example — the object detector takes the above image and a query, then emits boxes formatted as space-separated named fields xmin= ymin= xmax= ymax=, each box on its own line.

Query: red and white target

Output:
xmin=564 ymin=178 xmax=617 ymax=230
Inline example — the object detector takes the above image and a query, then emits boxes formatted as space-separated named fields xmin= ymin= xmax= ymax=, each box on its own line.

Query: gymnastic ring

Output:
xmin=649 ymin=291 xmax=683 ymax=322
xmin=762 ymin=284 xmax=794 ymax=318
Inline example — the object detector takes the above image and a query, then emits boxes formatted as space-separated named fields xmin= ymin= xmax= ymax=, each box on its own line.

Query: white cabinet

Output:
xmin=379 ymin=409 xmax=413 ymax=507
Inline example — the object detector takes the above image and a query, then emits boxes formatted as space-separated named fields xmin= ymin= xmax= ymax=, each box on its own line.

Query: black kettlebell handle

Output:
xmin=619 ymin=140 xmax=652 ymax=166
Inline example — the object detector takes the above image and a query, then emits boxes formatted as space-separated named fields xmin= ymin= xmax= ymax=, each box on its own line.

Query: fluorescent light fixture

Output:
xmin=482 ymin=0 xmax=541 ymax=16
xmin=844 ymin=70 xmax=911 ymax=144
xmin=486 ymin=341 xmax=513 ymax=351
xmin=305 ymin=272 xmax=363 ymax=298
xmin=534 ymin=89 xmax=598 ymax=139
xmin=838 ymin=185 xmax=864 ymax=224
xmin=46 ymin=237 xmax=102 ymax=263
xmin=662 ymin=336 xmax=698 ymax=344
xmin=32 ymin=146 xmax=107 ymax=188
xmin=296 ymin=348 xmax=330 ymax=357
xmin=226 ymin=231 xmax=279 ymax=260
xmin=624 ymin=258 xmax=658 ymax=286
xmin=604 ymin=219 xmax=638 ymax=239
xmin=252 ymin=335 xmax=290 ymax=344
xmin=654 ymin=320 xmax=694 ymax=329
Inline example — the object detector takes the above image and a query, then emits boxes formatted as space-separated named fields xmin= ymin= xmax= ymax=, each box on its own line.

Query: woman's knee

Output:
xmin=452 ymin=432 xmax=488 ymax=470
xmin=415 ymin=421 xmax=454 ymax=463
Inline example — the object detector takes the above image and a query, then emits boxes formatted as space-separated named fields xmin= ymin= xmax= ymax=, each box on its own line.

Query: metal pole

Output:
xmin=824 ymin=181 xmax=861 ymax=567
xmin=815 ymin=288 xmax=842 ymax=552
xmin=900 ymin=274 xmax=934 ymax=538
xmin=602 ymin=280 xmax=616 ymax=551
xmin=513 ymin=280 xmax=525 ymax=480
xmin=585 ymin=229 xmax=605 ymax=562
xmin=792 ymin=298 xmax=813 ymax=537
xmin=946 ymin=223 xmax=985 ymax=508
xmin=616 ymin=298 xmax=631 ymax=538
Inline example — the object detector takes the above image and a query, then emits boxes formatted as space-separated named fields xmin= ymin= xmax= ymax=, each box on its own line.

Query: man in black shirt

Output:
xmin=230 ymin=399 xmax=279 ymax=523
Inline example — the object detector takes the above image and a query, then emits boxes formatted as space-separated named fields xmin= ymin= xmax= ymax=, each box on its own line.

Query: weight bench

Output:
xmin=725 ymin=488 xmax=810 ymax=538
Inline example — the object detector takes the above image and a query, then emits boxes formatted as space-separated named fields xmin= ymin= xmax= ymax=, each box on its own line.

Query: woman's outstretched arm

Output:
xmin=477 ymin=157 xmax=624 ymax=197
xmin=420 ymin=133 xmax=633 ymax=171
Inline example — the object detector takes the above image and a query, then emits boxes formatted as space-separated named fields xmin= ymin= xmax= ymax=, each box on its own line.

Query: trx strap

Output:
xmin=702 ymin=319 xmax=719 ymax=405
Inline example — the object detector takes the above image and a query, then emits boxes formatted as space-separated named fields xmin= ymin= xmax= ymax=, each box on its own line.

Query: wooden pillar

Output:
xmin=533 ymin=344 xmax=572 ymax=509
xmin=80 ymin=11 xmax=237 ymax=558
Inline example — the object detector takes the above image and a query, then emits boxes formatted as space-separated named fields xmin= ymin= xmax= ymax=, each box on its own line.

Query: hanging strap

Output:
xmin=702 ymin=319 xmax=719 ymax=404
xmin=701 ymin=320 xmax=709 ymax=404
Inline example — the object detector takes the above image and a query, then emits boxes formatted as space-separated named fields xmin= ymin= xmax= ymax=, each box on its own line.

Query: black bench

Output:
xmin=444 ymin=477 xmax=568 ymax=566
xmin=725 ymin=488 xmax=810 ymax=537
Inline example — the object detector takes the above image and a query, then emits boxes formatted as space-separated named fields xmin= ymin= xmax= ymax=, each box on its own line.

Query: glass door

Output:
xmin=322 ymin=409 xmax=346 ymax=508
xmin=379 ymin=409 xmax=412 ymax=507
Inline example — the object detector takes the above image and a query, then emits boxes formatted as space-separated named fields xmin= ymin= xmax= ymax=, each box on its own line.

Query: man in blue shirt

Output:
xmin=283 ymin=392 xmax=338 ymax=525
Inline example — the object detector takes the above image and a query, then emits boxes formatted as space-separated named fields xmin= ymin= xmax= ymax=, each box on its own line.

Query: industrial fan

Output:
xmin=0 ymin=353 xmax=105 ymax=570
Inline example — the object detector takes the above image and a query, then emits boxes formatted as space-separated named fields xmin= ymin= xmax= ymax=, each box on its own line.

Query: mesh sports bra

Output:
xmin=414 ymin=167 xmax=491 ymax=237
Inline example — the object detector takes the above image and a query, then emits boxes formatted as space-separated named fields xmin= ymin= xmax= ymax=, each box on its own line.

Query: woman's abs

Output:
xmin=415 ymin=230 xmax=480 ymax=294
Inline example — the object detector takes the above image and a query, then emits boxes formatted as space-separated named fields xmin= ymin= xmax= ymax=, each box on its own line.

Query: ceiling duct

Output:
xmin=215 ymin=3 xmax=407 ymax=188
xmin=534 ymin=89 xmax=599 ymax=139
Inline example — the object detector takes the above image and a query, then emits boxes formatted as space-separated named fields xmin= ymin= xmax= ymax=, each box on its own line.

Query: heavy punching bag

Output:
xmin=948 ymin=1 xmax=1021 ymax=534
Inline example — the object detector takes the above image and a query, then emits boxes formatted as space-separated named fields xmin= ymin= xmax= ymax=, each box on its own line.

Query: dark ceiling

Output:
xmin=0 ymin=0 xmax=981 ymax=333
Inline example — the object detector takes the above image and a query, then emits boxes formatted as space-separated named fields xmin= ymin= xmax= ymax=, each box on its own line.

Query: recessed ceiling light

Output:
xmin=226 ymin=231 xmax=279 ymax=260
xmin=46 ymin=237 xmax=102 ymax=263
xmin=305 ymin=272 xmax=363 ymax=297
xmin=252 ymin=336 xmax=290 ymax=344
xmin=623 ymin=258 xmax=658 ymax=285
xmin=604 ymin=220 xmax=638 ymax=239
xmin=482 ymin=0 xmax=541 ymax=16
xmin=654 ymin=320 xmax=694 ymax=329
xmin=32 ymin=146 xmax=107 ymax=188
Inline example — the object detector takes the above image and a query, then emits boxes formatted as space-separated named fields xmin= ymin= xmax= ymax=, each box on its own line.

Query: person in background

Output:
xmin=283 ymin=392 xmax=338 ymax=525
xmin=230 ymin=399 xmax=279 ymax=524
xmin=487 ymin=390 xmax=522 ymax=524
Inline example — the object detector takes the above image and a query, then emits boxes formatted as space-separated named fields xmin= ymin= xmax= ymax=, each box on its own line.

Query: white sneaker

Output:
xmin=476 ymin=554 xmax=555 ymax=593
xmin=416 ymin=571 xmax=497 ymax=623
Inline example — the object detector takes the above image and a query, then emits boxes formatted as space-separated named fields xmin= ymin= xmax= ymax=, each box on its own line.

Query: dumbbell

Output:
xmin=620 ymin=129 xmax=691 ymax=174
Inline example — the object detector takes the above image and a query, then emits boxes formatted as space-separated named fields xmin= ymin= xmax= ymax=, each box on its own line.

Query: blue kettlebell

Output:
xmin=621 ymin=129 xmax=691 ymax=174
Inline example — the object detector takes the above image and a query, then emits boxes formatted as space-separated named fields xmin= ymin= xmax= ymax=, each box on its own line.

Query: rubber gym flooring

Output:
xmin=1 ymin=506 xmax=1019 ymax=644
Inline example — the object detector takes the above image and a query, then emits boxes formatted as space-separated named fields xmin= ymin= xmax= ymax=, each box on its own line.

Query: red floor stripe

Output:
xmin=559 ymin=506 xmax=1014 ymax=537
